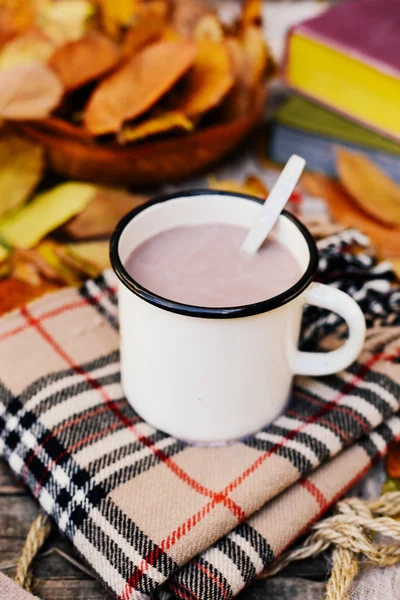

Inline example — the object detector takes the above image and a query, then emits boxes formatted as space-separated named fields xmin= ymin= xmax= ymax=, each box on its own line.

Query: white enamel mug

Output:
xmin=110 ymin=191 xmax=366 ymax=444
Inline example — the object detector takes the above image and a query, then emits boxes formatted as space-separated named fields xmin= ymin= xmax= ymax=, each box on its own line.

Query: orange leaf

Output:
xmin=49 ymin=32 xmax=120 ymax=91
xmin=121 ymin=1 xmax=167 ymax=56
xmin=336 ymin=147 xmax=400 ymax=228
xmin=175 ymin=39 xmax=234 ymax=118
xmin=84 ymin=40 xmax=196 ymax=135
xmin=0 ymin=61 xmax=63 ymax=119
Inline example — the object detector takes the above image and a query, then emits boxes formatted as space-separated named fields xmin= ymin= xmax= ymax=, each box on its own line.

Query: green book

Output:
xmin=274 ymin=96 xmax=400 ymax=155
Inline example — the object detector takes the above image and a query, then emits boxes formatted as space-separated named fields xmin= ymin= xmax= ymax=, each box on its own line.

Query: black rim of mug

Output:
xmin=109 ymin=189 xmax=319 ymax=319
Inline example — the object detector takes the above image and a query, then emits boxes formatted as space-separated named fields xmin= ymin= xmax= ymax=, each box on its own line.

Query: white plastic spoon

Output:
xmin=241 ymin=154 xmax=306 ymax=255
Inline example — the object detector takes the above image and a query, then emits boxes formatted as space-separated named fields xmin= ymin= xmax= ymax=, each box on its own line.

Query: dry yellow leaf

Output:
xmin=121 ymin=111 xmax=193 ymax=143
xmin=208 ymin=174 xmax=268 ymax=198
xmin=175 ymin=39 xmax=234 ymax=117
xmin=0 ymin=29 xmax=55 ymax=69
xmin=241 ymin=24 xmax=268 ymax=88
xmin=0 ymin=133 xmax=44 ymax=218
xmin=36 ymin=240 xmax=82 ymax=285
xmin=121 ymin=1 xmax=167 ymax=56
xmin=65 ymin=240 xmax=110 ymax=271
xmin=49 ymin=32 xmax=120 ymax=91
xmin=84 ymin=40 xmax=196 ymax=134
xmin=0 ymin=244 xmax=8 ymax=262
xmin=37 ymin=0 xmax=96 ymax=44
xmin=0 ymin=62 xmax=63 ymax=120
xmin=0 ymin=182 xmax=97 ymax=248
xmin=97 ymin=0 xmax=139 ymax=37
xmin=55 ymin=244 xmax=104 ymax=278
xmin=193 ymin=14 xmax=223 ymax=43
xmin=336 ymin=147 xmax=400 ymax=227
xmin=63 ymin=186 xmax=147 ymax=238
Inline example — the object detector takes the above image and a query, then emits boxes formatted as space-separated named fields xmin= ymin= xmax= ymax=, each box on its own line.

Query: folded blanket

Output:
xmin=0 ymin=230 xmax=399 ymax=600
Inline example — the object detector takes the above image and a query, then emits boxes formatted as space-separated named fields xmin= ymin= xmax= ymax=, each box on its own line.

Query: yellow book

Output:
xmin=284 ymin=0 xmax=400 ymax=142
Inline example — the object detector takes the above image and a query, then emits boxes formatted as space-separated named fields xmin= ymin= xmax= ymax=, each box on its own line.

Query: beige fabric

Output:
xmin=0 ymin=574 xmax=39 ymax=600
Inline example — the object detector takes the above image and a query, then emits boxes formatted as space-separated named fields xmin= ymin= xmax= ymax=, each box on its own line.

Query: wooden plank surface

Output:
xmin=0 ymin=459 xmax=326 ymax=600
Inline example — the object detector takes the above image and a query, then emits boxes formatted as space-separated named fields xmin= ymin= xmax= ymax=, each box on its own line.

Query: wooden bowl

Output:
xmin=17 ymin=88 xmax=266 ymax=187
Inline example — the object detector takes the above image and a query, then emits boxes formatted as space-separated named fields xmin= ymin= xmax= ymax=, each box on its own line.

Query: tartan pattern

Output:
xmin=0 ymin=230 xmax=399 ymax=600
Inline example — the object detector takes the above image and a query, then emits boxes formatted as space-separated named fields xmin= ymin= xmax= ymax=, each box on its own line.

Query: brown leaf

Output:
xmin=336 ymin=147 xmax=400 ymax=228
xmin=49 ymin=32 xmax=120 ymax=91
xmin=84 ymin=40 xmax=196 ymax=135
xmin=0 ymin=277 xmax=58 ymax=316
xmin=0 ymin=61 xmax=63 ymax=119
xmin=0 ymin=132 xmax=44 ymax=218
xmin=308 ymin=173 xmax=400 ymax=259
xmin=121 ymin=1 xmax=167 ymax=56
xmin=63 ymin=187 xmax=148 ymax=238
xmin=174 ymin=38 xmax=234 ymax=118
xmin=120 ymin=111 xmax=193 ymax=143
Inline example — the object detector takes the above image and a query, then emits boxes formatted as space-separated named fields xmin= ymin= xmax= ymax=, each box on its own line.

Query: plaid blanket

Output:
xmin=0 ymin=230 xmax=399 ymax=600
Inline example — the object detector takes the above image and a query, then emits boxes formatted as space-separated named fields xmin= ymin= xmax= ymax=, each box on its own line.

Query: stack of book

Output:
xmin=268 ymin=0 xmax=400 ymax=182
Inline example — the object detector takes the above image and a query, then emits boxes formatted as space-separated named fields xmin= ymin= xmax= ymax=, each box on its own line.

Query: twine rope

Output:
xmin=12 ymin=492 xmax=400 ymax=598
xmin=259 ymin=491 xmax=400 ymax=600
xmin=14 ymin=513 xmax=51 ymax=592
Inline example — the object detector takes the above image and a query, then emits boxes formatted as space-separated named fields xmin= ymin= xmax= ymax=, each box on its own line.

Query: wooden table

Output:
xmin=0 ymin=460 xmax=328 ymax=600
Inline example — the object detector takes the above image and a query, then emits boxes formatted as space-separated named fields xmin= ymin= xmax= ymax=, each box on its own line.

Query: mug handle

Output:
xmin=294 ymin=282 xmax=366 ymax=376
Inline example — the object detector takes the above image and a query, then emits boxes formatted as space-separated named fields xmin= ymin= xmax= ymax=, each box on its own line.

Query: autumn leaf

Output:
xmin=36 ymin=240 xmax=82 ymax=285
xmin=0 ymin=133 xmax=44 ymax=218
xmin=121 ymin=1 xmax=167 ymax=56
xmin=0 ymin=29 xmax=55 ymax=69
xmin=84 ymin=40 xmax=196 ymax=134
xmin=49 ymin=31 xmax=120 ymax=91
xmin=174 ymin=38 xmax=234 ymax=118
xmin=208 ymin=174 xmax=268 ymax=198
xmin=37 ymin=0 xmax=97 ymax=45
xmin=336 ymin=147 xmax=400 ymax=227
xmin=97 ymin=0 xmax=138 ymax=37
xmin=0 ymin=244 xmax=8 ymax=263
xmin=63 ymin=187 xmax=147 ymax=238
xmin=120 ymin=111 xmax=193 ymax=143
xmin=240 ymin=24 xmax=268 ymax=88
xmin=0 ymin=182 xmax=97 ymax=248
xmin=170 ymin=0 xmax=213 ymax=37
xmin=0 ymin=61 xmax=63 ymax=119
xmin=64 ymin=240 xmax=111 ymax=273
xmin=193 ymin=14 xmax=223 ymax=43
xmin=241 ymin=0 xmax=263 ymax=28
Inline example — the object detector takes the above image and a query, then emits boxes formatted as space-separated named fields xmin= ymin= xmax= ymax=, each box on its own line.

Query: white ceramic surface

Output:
xmin=111 ymin=192 xmax=366 ymax=444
